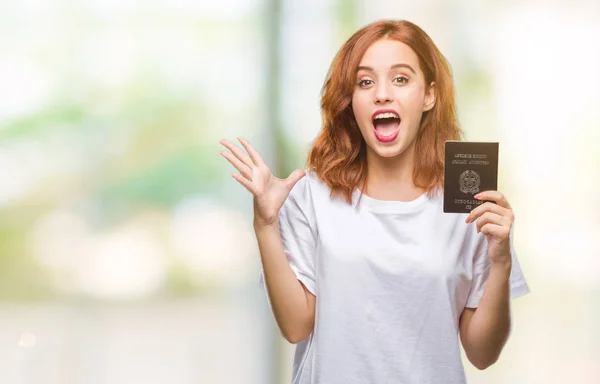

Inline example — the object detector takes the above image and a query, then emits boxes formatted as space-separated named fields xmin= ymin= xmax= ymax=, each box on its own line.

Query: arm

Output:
xmin=459 ymin=262 xmax=511 ymax=370
xmin=219 ymin=137 xmax=316 ymax=344
xmin=461 ymin=190 xmax=516 ymax=370
xmin=220 ymin=137 xmax=316 ymax=343
xmin=256 ymin=221 xmax=316 ymax=344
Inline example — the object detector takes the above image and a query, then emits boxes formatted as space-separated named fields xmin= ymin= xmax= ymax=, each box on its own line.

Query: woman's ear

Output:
xmin=423 ymin=82 xmax=436 ymax=112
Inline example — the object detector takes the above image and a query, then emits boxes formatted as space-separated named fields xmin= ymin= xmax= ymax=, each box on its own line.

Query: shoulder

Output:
xmin=289 ymin=169 xmax=332 ymax=199
xmin=304 ymin=169 xmax=329 ymax=190
xmin=285 ymin=169 xmax=349 ymax=217
xmin=284 ymin=170 xmax=324 ymax=211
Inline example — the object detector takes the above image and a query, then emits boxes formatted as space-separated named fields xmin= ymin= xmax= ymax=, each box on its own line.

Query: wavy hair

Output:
xmin=307 ymin=19 xmax=462 ymax=204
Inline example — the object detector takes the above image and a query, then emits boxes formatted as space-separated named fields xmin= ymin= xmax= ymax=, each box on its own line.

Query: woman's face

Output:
xmin=352 ymin=38 xmax=435 ymax=160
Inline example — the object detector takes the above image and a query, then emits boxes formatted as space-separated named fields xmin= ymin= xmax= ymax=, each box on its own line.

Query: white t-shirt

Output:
xmin=260 ymin=171 xmax=530 ymax=384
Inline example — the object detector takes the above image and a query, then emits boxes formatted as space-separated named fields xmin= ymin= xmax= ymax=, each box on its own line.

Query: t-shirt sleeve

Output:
xmin=258 ymin=175 xmax=317 ymax=296
xmin=465 ymin=227 xmax=530 ymax=308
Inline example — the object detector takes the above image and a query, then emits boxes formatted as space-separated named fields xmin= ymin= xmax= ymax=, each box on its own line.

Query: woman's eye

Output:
xmin=357 ymin=79 xmax=373 ymax=87
xmin=394 ymin=76 xmax=409 ymax=85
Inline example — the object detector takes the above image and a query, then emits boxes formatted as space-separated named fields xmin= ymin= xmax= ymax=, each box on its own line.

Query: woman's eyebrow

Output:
xmin=357 ymin=63 xmax=416 ymax=75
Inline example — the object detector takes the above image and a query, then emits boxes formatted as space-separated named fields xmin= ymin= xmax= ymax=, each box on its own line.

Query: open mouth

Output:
xmin=372 ymin=110 xmax=401 ymax=143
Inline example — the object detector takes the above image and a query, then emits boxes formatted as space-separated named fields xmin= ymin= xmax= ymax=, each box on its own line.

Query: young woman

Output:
xmin=220 ymin=19 xmax=529 ymax=384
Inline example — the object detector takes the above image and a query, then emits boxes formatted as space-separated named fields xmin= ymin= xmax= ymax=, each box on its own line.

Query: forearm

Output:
xmin=255 ymin=221 xmax=314 ymax=343
xmin=463 ymin=262 xmax=512 ymax=369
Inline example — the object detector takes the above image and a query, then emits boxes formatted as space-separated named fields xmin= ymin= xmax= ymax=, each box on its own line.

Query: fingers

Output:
xmin=466 ymin=201 xmax=514 ymax=224
xmin=219 ymin=139 xmax=255 ymax=168
xmin=474 ymin=190 xmax=511 ymax=209
xmin=220 ymin=150 xmax=252 ymax=180
xmin=285 ymin=169 xmax=306 ymax=189
xmin=220 ymin=137 xmax=269 ymax=196
xmin=474 ymin=211 xmax=510 ymax=234
xmin=479 ymin=222 xmax=510 ymax=238
xmin=237 ymin=137 xmax=266 ymax=167
xmin=232 ymin=173 xmax=256 ymax=194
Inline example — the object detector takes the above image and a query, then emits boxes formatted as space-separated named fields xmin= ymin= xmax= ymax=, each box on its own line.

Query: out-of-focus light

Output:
xmin=170 ymin=198 xmax=256 ymax=285
xmin=0 ymin=140 xmax=57 ymax=205
xmin=31 ymin=210 xmax=88 ymax=274
xmin=79 ymin=0 xmax=257 ymax=16
xmin=74 ymin=226 xmax=166 ymax=299
xmin=31 ymin=210 xmax=167 ymax=299
xmin=0 ymin=57 xmax=51 ymax=122
xmin=79 ymin=31 xmax=138 ymax=88
xmin=17 ymin=332 xmax=37 ymax=349
xmin=495 ymin=6 xmax=600 ymax=290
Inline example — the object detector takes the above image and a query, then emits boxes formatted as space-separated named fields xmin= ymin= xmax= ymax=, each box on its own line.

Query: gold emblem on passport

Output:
xmin=459 ymin=170 xmax=480 ymax=194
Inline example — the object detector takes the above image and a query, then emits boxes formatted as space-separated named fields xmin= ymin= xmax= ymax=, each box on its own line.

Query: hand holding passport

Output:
xmin=443 ymin=141 xmax=499 ymax=213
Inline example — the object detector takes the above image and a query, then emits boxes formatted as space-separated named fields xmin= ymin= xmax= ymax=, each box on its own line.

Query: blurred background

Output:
xmin=0 ymin=0 xmax=598 ymax=383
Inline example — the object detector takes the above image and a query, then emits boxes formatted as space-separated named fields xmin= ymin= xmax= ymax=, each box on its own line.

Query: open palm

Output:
xmin=219 ymin=137 xmax=305 ymax=227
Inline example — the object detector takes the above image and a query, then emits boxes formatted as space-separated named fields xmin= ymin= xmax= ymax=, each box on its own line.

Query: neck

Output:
xmin=364 ymin=142 xmax=425 ymax=201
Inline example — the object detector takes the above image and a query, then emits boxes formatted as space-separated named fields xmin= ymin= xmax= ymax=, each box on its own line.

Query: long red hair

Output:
xmin=307 ymin=19 xmax=462 ymax=204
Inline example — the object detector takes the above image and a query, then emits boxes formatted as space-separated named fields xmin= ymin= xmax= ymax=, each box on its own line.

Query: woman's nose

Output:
xmin=374 ymin=84 xmax=392 ymax=104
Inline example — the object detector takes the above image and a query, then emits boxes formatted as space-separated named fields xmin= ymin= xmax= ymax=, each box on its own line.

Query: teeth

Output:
xmin=373 ymin=112 xmax=399 ymax=120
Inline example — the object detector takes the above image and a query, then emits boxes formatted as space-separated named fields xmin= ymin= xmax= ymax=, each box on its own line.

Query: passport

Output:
xmin=443 ymin=141 xmax=499 ymax=213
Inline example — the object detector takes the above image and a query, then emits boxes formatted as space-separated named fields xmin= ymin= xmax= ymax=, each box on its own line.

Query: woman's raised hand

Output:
xmin=220 ymin=137 xmax=306 ymax=227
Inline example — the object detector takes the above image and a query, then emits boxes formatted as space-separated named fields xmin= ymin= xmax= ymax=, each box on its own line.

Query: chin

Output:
xmin=370 ymin=141 xmax=408 ymax=158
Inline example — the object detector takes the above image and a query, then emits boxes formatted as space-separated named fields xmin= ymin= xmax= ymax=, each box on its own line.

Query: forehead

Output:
xmin=358 ymin=39 xmax=420 ymax=69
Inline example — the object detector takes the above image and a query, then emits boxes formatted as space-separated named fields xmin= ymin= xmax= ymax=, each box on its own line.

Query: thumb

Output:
xmin=285 ymin=169 xmax=306 ymax=190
